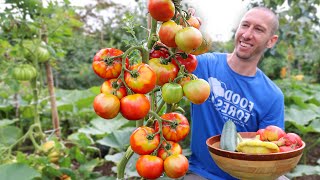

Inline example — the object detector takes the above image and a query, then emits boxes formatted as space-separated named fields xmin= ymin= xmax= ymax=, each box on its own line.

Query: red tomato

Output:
xmin=124 ymin=63 xmax=157 ymax=94
xmin=93 ymin=93 xmax=120 ymax=119
xmin=175 ymin=27 xmax=203 ymax=54
xmin=164 ymin=154 xmax=189 ymax=178
xmin=130 ymin=126 xmax=160 ymax=155
xmin=172 ymin=53 xmax=198 ymax=73
xmin=161 ymin=83 xmax=183 ymax=104
xmin=157 ymin=141 xmax=182 ymax=160
xmin=148 ymin=58 xmax=178 ymax=86
xmin=183 ymin=79 xmax=210 ymax=104
xmin=155 ymin=112 xmax=190 ymax=142
xmin=92 ymin=48 xmax=128 ymax=79
xmin=100 ymin=79 xmax=127 ymax=99
xmin=159 ymin=20 xmax=183 ymax=48
xmin=136 ymin=155 xmax=164 ymax=179
xmin=148 ymin=0 xmax=175 ymax=22
xmin=120 ymin=94 xmax=150 ymax=120
xmin=149 ymin=48 xmax=170 ymax=59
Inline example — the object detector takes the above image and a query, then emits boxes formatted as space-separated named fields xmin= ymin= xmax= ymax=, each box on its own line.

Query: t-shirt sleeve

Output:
xmin=193 ymin=53 xmax=214 ymax=78
xmin=259 ymin=92 xmax=285 ymax=129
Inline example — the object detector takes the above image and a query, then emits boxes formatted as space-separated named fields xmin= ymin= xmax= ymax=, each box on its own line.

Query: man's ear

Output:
xmin=267 ymin=35 xmax=278 ymax=48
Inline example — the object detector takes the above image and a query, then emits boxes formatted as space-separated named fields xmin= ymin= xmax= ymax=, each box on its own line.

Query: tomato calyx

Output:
xmin=169 ymin=120 xmax=179 ymax=129
xmin=129 ymin=70 xmax=140 ymax=78
xmin=147 ymin=133 xmax=157 ymax=141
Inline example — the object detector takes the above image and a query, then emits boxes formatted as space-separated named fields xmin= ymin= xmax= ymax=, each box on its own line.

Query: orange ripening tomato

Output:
xmin=100 ymin=78 xmax=127 ymax=99
xmin=148 ymin=58 xmax=178 ymax=86
xmin=148 ymin=0 xmax=175 ymax=22
xmin=124 ymin=63 xmax=157 ymax=94
xmin=158 ymin=20 xmax=182 ymax=48
xmin=157 ymin=141 xmax=182 ymax=160
xmin=130 ymin=126 xmax=160 ymax=155
xmin=120 ymin=94 xmax=150 ymax=120
xmin=183 ymin=79 xmax=210 ymax=104
xmin=93 ymin=93 xmax=120 ymax=119
xmin=92 ymin=48 xmax=128 ymax=79
xmin=164 ymin=154 xmax=189 ymax=178
xmin=175 ymin=27 xmax=203 ymax=54
xmin=155 ymin=112 xmax=190 ymax=142
xmin=136 ymin=155 xmax=164 ymax=179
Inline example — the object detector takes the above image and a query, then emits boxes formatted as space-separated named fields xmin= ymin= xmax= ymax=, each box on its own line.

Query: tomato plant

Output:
xmin=155 ymin=112 xmax=190 ymax=142
xmin=120 ymin=94 xmax=150 ymax=120
xmin=93 ymin=93 xmax=120 ymax=119
xmin=92 ymin=48 xmax=128 ymax=79
xmin=136 ymin=155 xmax=164 ymax=179
xmin=100 ymin=78 xmax=127 ymax=99
xmin=164 ymin=154 xmax=189 ymax=178
xmin=148 ymin=0 xmax=175 ymax=22
xmin=87 ymin=1 xmax=213 ymax=179
xmin=124 ymin=63 xmax=157 ymax=94
xmin=183 ymin=78 xmax=211 ymax=104
xmin=130 ymin=126 xmax=160 ymax=155
xmin=148 ymin=58 xmax=178 ymax=86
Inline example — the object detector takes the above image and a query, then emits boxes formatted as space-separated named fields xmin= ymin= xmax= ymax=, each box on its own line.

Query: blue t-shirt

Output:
xmin=188 ymin=52 xmax=285 ymax=180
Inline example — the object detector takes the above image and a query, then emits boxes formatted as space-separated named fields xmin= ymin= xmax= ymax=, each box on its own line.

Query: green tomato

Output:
xmin=22 ymin=40 xmax=50 ymax=63
xmin=161 ymin=83 xmax=183 ymax=104
xmin=12 ymin=64 xmax=37 ymax=81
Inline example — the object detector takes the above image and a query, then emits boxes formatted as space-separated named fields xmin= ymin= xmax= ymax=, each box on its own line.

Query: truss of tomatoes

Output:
xmin=91 ymin=0 xmax=214 ymax=178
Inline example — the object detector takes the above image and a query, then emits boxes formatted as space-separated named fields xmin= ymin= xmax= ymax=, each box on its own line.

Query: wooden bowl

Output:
xmin=206 ymin=132 xmax=305 ymax=180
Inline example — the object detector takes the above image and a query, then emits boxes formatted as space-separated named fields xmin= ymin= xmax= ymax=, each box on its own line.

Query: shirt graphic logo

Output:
xmin=208 ymin=77 xmax=255 ymax=126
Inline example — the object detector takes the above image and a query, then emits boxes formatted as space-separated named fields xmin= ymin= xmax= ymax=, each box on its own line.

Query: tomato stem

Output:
xmin=147 ymin=18 xmax=158 ymax=50
xmin=117 ymin=146 xmax=134 ymax=179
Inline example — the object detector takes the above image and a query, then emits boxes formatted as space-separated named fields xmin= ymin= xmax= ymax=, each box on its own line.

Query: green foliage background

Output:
xmin=0 ymin=0 xmax=319 ymax=179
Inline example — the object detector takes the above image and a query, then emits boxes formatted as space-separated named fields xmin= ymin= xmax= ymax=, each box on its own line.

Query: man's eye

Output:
xmin=242 ymin=24 xmax=249 ymax=27
xmin=255 ymin=28 xmax=264 ymax=32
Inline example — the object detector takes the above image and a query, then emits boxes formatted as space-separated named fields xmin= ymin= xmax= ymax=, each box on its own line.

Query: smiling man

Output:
xmin=185 ymin=7 xmax=286 ymax=180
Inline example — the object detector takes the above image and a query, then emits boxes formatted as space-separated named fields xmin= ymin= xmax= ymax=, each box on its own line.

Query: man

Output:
xmin=185 ymin=7 xmax=285 ymax=180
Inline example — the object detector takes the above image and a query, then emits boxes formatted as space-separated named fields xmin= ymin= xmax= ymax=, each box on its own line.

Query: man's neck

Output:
xmin=227 ymin=53 xmax=259 ymax=76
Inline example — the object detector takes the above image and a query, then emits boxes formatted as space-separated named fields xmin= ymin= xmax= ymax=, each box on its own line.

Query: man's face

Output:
xmin=234 ymin=9 xmax=278 ymax=61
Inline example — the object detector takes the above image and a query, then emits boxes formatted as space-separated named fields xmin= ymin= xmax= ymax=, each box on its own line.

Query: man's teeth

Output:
xmin=240 ymin=42 xmax=252 ymax=47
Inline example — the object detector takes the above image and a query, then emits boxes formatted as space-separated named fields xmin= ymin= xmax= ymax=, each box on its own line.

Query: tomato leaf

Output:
xmin=0 ymin=163 xmax=40 ymax=180
xmin=97 ymin=127 xmax=135 ymax=150
xmin=0 ymin=125 xmax=22 ymax=146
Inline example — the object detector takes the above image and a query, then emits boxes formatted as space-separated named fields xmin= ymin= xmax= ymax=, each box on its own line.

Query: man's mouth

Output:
xmin=239 ymin=41 xmax=253 ymax=48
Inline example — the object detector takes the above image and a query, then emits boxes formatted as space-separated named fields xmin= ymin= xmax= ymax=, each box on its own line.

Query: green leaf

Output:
xmin=79 ymin=116 xmax=131 ymax=135
xmin=286 ymin=165 xmax=320 ymax=178
xmin=97 ymin=127 xmax=135 ymax=150
xmin=0 ymin=119 xmax=18 ymax=127
xmin=0 ymin=163 xmax=40 ymax=180
xmin=309 ymin=119 xmax=320 ymax=133
xmin=93 ymin=177 xmax=117 ymax=180
xmin=104 ymin=152 xmax=124 ymax=163
xmin=285 ymin=107 xmax=318 ymax=125
xmin=0 ymin=126 xmax=22 ymax=146
xmin=79 ymin=158 xmax=101 ymax=173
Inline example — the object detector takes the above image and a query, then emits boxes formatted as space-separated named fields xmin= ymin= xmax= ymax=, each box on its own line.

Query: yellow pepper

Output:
xmin=236 ymin=139 xmax=279 ymax=154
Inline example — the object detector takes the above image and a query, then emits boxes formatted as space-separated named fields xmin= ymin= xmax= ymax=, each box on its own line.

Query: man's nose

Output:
xmin=242 ymin=27 xmax=253 ymax=39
